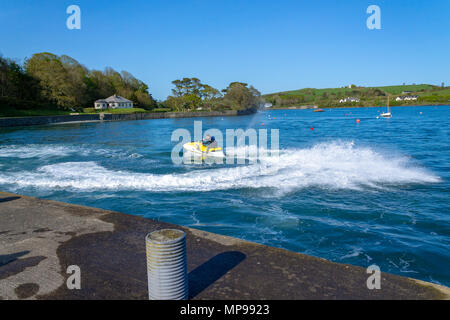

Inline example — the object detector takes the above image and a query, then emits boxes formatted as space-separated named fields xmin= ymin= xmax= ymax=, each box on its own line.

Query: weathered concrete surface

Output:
xmin=0 ymin=191 xmax=449 ymax=300
xmin=0 ymin=108 xmax=257 ymax=128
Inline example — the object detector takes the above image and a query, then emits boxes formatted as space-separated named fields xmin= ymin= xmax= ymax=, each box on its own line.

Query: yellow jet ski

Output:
xmin=183 ymin=141 xmax=225 ymax=157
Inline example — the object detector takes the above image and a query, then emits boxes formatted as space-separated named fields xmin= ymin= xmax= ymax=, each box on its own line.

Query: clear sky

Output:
xmin=1 ymin=0 xmax=449 ymax=100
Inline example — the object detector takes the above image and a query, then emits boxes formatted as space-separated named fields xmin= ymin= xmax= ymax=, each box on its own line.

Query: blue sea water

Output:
xmin=0 ymin=106 xmax=449 ymax=286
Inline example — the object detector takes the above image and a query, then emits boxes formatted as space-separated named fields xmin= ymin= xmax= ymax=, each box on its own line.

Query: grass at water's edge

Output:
xmin=0 ymin=107 xmax=213 ymax=118
xmin=81 ymin=107 xmax=148 ymax=114
xmin=0 ymin=107 xmax=255 ymax=119
xmin=0 ymin=107 xmax=151 ymax=117
xmin=0 ymin=107 xmax=72 ymax=117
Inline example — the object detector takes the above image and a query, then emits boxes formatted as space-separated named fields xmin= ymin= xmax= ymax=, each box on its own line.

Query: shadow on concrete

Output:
xmin=0 ymin=251 xmax=30 ymax=267
xmin=0 ymin=196 xmax=21 ymax=203
xmin=0 ymin=254 xmax=46 ymax=281
xmin=188 ymin=251 xmax=246 ymax=299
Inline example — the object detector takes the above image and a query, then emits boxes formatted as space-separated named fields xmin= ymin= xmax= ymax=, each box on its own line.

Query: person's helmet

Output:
xmin=211 ymin=136 xmax=216 ymax=142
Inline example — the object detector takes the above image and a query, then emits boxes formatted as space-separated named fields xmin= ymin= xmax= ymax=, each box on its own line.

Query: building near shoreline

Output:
xmin=396 ymin=95 xmax=419 ymax=101
xmin=94 ymin=94 xmax=134 ymax=109
xmin=339 ymin=97 xmax=360 ymax=103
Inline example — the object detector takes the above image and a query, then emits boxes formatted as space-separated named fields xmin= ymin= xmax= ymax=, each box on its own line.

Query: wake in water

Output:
xmin=0 ymin=141 xmax=440 ymax=194
xmin=0 ymin=144 xmax=83 ymax=159
xmin=0 ymin=144 xmax=146 ymax=160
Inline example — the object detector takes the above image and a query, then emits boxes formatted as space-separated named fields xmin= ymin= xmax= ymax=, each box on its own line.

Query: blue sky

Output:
xmin=1 ymin=0 xmax=449 ymax=100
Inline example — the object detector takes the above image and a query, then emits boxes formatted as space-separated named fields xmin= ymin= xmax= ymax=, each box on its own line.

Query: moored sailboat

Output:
xmin=380 ymin=95 xmax=392 ymax=118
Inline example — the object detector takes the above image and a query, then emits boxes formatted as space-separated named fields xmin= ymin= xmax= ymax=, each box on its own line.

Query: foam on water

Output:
xmin=0 ymin=144 xmax=81 ymax=158
xmin=0 ymin=141 xmax=440 ymax=193
xmin=0 ymin=144 xmax=145 ymax=160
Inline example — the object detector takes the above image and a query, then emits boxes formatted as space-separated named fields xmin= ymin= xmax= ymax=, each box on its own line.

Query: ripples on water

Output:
xmin=0 ymin=106 xmax=449 ymax=286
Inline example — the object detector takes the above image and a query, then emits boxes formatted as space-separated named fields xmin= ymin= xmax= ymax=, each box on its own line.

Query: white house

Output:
xmin=339 ymin=97 xmax=360 ymax=103
xmin=94 ymin=94 xmax=134 ymax=109
xmin=396 ymin=95 xmax=418 ymax=101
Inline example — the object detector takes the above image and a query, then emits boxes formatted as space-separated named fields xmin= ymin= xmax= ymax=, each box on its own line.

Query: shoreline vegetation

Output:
xmin=0 ymin=107 xmax=258 ymax=127
xmin=0 ymin=52 xmax=262 ymax=118
xmin=263 ymin=84 xmax=450 ymax=109
xmin=270 ymin=103 xmax=449 ymax=110
xmin=1 ymin=52 xmax=448 ymax=118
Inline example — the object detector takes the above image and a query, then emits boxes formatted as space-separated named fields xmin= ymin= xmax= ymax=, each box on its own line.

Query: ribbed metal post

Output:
xmin=146 ymin=229 xmax=188 ymax=300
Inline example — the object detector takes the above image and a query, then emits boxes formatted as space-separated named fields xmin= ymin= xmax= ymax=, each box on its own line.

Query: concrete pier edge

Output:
xmin=0 ymin=191 xmax=449 ymax=300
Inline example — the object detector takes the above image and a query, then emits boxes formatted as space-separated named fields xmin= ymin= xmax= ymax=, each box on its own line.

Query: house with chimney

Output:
xmin=94 ymin=94 xmax=134 ymax=110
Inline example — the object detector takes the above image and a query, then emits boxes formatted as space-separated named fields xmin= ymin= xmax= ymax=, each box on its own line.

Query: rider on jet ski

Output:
xmin=203 ymin=135 xmax=217 ymax=153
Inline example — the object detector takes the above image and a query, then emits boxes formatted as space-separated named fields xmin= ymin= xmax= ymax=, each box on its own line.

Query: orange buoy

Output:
xmin=310 ymin=127 xmax=314 ymax=130
xmin=261 ymin=123 xmax=265 ymax=126
xmin=356 ymin=119 xmax=360 ymax=123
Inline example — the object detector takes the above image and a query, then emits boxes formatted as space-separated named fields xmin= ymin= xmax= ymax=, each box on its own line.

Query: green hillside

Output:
xmin=264 ymin=84 xmax=450 ymax=108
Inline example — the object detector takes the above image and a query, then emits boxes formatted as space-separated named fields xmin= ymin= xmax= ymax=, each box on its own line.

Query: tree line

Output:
xmin=1 ymin=52 xmax=262 ymax=115
xmin=162 ymin=78 xmax=262 ymax=112
xmin=265 ymin=86 xmax=449 ymax=108
xmin=0 ymin=52 xmax=157 ymax=112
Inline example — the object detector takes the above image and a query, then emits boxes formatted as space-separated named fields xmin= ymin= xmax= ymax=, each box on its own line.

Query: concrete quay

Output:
xmin=0 ymin=191 xmax=448 ymax=300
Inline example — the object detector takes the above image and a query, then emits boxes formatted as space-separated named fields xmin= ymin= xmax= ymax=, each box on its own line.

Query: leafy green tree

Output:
xmin=23 ymin=52 xmax=157 ymax=111
xmin=0 ymin=55 xmax=43 ymax=105
xmin=25 ymin=52 xmax=79 ymax=109
xmin=200 ymin=84 xmax=221 ymax=100
xmin=223 ymin=82 xmax=261 ymax=109
xmin=166 ymin=78 xmax=260 ymax=111
xmin=171 ymin=77 xmax=204 ymax=97
xmin=165 ymin=95 xmax=182 ymax=111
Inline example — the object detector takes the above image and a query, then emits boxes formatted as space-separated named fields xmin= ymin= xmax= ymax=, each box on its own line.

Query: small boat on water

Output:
xmin=380 ymin=95 xmax=392 ymax=118
xmin=313 ymin=108 xmax=325 ymax=112
xmin=183 ymin=141 xmax=225 ymax=158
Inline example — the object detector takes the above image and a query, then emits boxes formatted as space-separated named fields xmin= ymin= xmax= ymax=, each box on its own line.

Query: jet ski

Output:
xmin=183 ymin=141 xmax=225 ymax=157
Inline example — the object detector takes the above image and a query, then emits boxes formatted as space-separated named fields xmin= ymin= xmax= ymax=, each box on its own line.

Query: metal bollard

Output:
xmin=146 ymin=229 xmax=188 ymax=300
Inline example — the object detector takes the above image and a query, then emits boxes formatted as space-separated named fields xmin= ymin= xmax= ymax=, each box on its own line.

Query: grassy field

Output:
xmin=418 ymin=87 xmax=450 ymax=96
xmin=276 ymin=84 xmax=436 ymax=96
xmin=264 ymin=84 xmax=450 ymax=108
xmin=370 ymin=84 xmax=435 ymax=94
xmin=0 ymin=107 xmax=72 ymax=118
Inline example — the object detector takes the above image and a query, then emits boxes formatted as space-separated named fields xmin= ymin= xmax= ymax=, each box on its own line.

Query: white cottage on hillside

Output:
xmin=339 ymin=97 xmax=360 ymax=103
xmin=94 ymin=94 xmax=134 ymax=109
xmin=396 ymin=95 xmax=418 ymax=101
xmin=404 ymin=95 xmax=419 ymax=101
